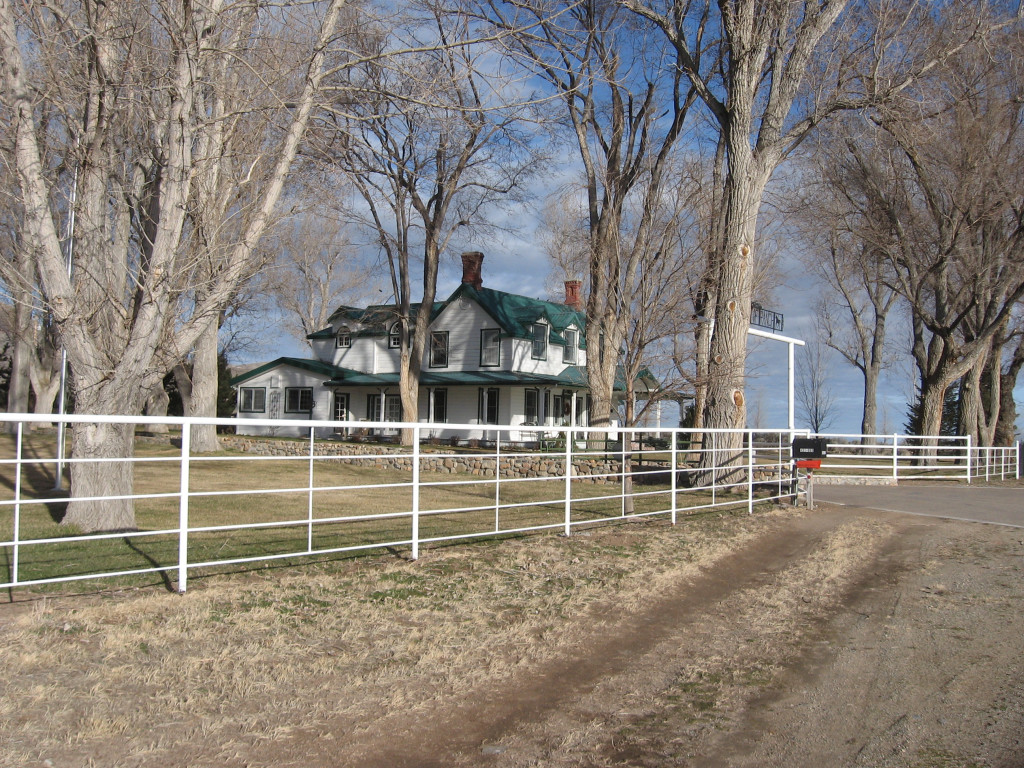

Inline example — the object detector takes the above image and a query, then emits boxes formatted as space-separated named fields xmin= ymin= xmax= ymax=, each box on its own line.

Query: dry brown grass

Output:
xmin=0 ymin=504 xmax=781 ymax=767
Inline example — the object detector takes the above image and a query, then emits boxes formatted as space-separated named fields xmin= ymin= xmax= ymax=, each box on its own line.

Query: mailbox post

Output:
xmin=791 ymin=438 xmax=828 ymax=508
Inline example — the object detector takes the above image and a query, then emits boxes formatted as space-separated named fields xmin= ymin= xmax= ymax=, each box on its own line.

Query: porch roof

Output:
xmin=325 ymin=367 xmax=596 ymax=389
xmin=231 ymin=358 xmax=655 ymax=393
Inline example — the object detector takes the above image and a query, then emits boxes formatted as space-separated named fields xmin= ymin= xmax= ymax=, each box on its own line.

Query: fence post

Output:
xmin=670 ymin=431 xmax=677 ymax=525
xmin=177 ymin=423 xmax=191 ymax=594
xmin=411 ymin=425 xmax=420 ymax=560
xmin=620 ymin=428 xmax=627 ymax=517
xmin=966 ymin=434 xmax=973 ymax=484
xmin=494 ymin=431 xmax=501 ymax=533
xmin=892 ymin=434 xmax=899 ymax=481
xmin=711 ymin=432 xmax=717 ymax=505
xmin=1016 ymin=441 xmax=1021 ymax=480
xmin=307 ymin=429 xmax=315 ymax=553
xmin=12 ymin=422 xmax=23 ymax=587
xmin=564 ymin=426 xmax=572 ymax=537
xmin=747 ymin=432 xmax=754 ymax=515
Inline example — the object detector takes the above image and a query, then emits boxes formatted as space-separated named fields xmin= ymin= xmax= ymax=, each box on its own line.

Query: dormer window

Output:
xmin=531 ymin=322 xmax=548 ymax=360
xmin=562 ymin=329 xmax=578 ymax=364
xmin=388 ymin=322 xmax=402 ymax=349
xmin=336 ymin=326 xmax=351 ymax=348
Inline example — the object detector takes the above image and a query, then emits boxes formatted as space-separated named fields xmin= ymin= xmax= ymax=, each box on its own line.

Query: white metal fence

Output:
xmin=0 ymin=414 xmax=1017 ymax=595
xmin=808 ymin=433 xmax=1021 ymax=482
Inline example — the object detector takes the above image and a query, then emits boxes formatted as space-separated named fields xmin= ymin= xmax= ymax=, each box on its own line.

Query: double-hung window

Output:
xmin=480 ymin=328 xmax=500 ymax=367
xmin=285 ymin=387 xmax=313 ymax=413
xmin=562 ymin=329 xmax=578 ymax=364
xmin=239 ymin=387 xmax=266 ymax=413
xmin=336 ymin=327 xmax=351 ymax=348
xmin=531 ymin=322 xmax=548 ymax=360
xmin=524 ymin=388 xmax=539 ymax=424
xmin=429 ymin=331 xmax=449 ymax=368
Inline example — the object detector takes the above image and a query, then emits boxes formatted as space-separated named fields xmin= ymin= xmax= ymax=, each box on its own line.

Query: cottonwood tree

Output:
xmin=842 ymin=23 xmax=1024 ymax=445
xmin=618 ymin=0 xmax=985 ymax=467
xmin=483 ymin=0 xmax=700 ymax=432
xmin=0 ymin=0 xmax=350 ymax=531
xmin=317 ymin=3 xmax=537 ymax=444
xmin=792 ymin=128 xmax=901 ymax=439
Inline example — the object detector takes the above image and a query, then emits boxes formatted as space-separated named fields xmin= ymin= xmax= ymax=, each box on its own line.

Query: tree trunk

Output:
xmin=28 ymin=362 xmax=60 ymax=418
xmin=7 ymin=300 xmax=32 ymax=432
xmin=994 ymin=335 xmax=1024 ymax=446
xmin=918 ymin=380 xmax=946 ymax=461
xmin=144 ymin=380 xmax=170 ymax=434
xmin=958 ymin=364 xmax=982 ymax=446
xmin=188 ymin=317 xmax=221 ymax=452
xmin=173 ymin=363 xmax=194 ymax=418
xmin=700 ymin=166 xmax=765 ymax=483
xmin=861 ymin=360 xmax=879 ymax=439
xmin=62 ymin=420 xmax=137 ymax=532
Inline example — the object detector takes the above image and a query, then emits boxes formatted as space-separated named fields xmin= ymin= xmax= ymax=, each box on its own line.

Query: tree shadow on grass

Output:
xmin=123 ymin=535 xmax=175 ymax=593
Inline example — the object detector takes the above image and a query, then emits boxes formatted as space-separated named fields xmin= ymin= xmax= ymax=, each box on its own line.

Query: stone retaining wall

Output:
xmin=218 ymin=435 xmax=623 ymax=482
xmin=214 ymin=435 xmax=783 ymax=485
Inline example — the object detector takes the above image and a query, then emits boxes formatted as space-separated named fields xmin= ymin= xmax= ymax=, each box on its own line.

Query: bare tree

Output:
xmin=796 ymin=339 xmax=838 ymax=433
xmin=319 ymin=2 xmax=537 ymax=444
xmin=842 ymin=22 xmax=1024 ymax=444
xmin=0 ymin=0 xmax=349 ymax=531
xmin=261 ymin=216 xmax=380 ymax=351
xmin=618 ymin=0 xmax=986 ymax=470
xmin=484 ymin=0 xmax=699 ymax=431
xmin=792 ymin=130 xmax=901 ymax=439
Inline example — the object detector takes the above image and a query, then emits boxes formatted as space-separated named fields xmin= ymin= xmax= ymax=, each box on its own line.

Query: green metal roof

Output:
xmin=232 ymin=358 xmax=655 ymax=393
xmin=325 ymin=368 xmax=597 ymax=388
xmin=440 ymin=284 xmax=586 ymax=344
xmin=311 ymin=284 xmax=587 ymax=349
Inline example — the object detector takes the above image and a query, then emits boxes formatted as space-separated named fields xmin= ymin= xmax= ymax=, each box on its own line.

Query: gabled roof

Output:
xmin=310 ymin=283 xmax=588 ymax=348
xmin=312 ymin=301 xmax=446 ymax=339
xmin=228 ymin=357 xmax=346 ymax=386
xmin=434 ymin=284 xmax=587 ymax=346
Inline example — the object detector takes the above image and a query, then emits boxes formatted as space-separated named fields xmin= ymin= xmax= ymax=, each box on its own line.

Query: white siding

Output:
xmin=234 ymin=364 xmax=334 ymax=437
xmin=428 ymin=300 xmax=505 ymax=371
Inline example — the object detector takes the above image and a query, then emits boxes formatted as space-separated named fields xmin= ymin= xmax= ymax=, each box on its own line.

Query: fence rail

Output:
xmin=809 ymin=433 xmax=1021 ymax=482
xmin=0 ymin=414 xmax=1018 ymax=595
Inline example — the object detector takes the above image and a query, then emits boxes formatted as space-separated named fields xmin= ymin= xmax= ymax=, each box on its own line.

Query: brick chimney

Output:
xmin=461 ymin=251 xmax=484 ymax=290
xmin=564 ymin=279 xmax=583 ymax=312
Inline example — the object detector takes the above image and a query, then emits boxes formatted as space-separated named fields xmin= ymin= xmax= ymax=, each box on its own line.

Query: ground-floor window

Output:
xmin=478 ymin=387 xmax=499 ymax=425
xmin=524 ymin=388 xmax=539 ymax=423
xmin=239 ymin=387 xmax=266 ymax=413
xmin=285 ymin=387 xmax=314 ymax=413
xmin=430 ymin=388 xmax=448 ymax=423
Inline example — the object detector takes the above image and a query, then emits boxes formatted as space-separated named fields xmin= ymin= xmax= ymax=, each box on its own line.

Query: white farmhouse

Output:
xmin=230 ymin=253 xmax=655 ymax=439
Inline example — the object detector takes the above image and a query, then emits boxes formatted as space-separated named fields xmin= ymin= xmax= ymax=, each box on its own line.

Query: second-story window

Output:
xmin=388 ymin=322 xmax=402 ymax=349
xmin=429 ymin=331 xmax=449 ymax=367
xmin=336 ymin=327 xmax=351 ymax=348
xmin=562 ymin=329 xmax=578 ymax=364
xmin=480 ymin=328 xmax=500 ymax=367
xmin=531 ymin=322 xmax=548 ymax=360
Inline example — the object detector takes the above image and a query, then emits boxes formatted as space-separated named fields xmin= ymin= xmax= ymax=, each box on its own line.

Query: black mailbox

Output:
xmin=792 ymin=437 xmax=828 ymax=460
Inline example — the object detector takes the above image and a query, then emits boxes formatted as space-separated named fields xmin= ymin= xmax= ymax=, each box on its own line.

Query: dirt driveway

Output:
xmin=2 ymin=489 xmax=1023 ymax=767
